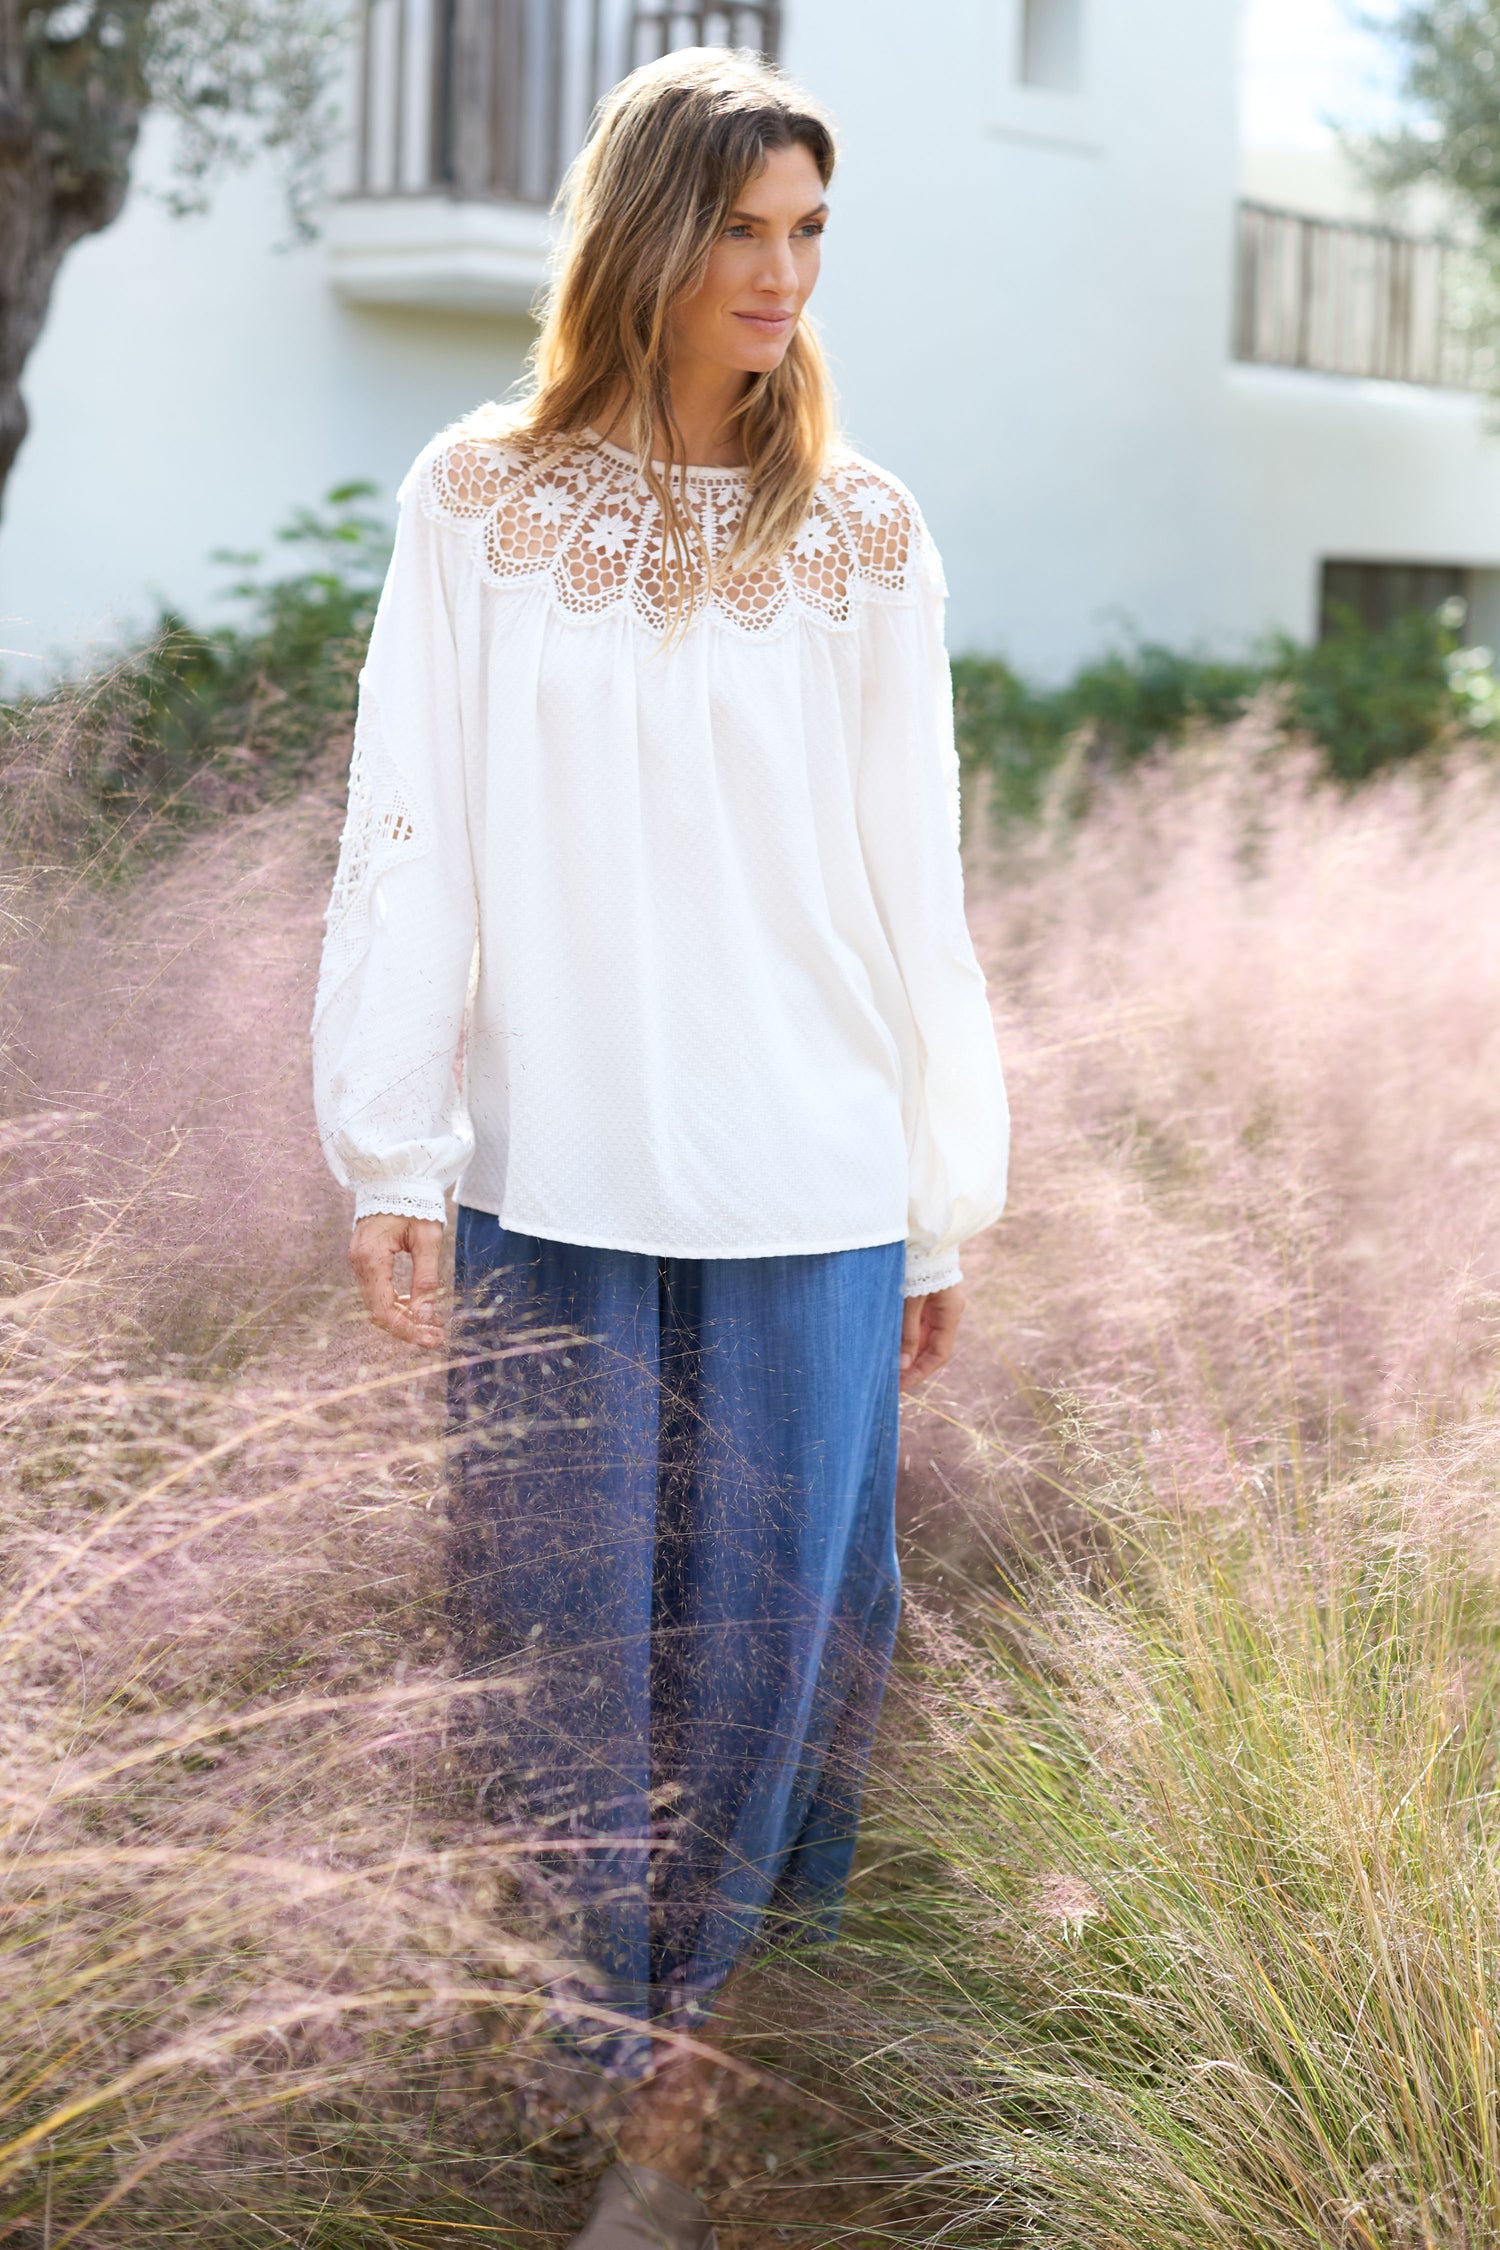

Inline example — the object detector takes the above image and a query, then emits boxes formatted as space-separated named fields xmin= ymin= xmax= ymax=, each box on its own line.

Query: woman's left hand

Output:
xmin=900 ymin=1284 xmax=965 ymax=1390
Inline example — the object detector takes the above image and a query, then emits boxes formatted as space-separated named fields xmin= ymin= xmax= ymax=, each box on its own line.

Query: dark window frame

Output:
xmin=1319 ymin=559 xmax=1470 ymax=640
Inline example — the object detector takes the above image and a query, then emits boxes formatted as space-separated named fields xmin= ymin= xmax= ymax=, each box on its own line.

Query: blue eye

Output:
xmin=722 ymin=219 xmax=824 ymax=240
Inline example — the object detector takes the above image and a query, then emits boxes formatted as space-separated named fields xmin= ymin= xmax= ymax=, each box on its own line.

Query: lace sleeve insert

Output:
xmin=312 ymin=682 xmax=424 ymax=1034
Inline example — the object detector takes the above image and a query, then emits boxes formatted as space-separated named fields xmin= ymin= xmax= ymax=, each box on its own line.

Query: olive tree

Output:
xmin=1359 ymin=4 xmax=1500 ymax=225
xmin=0 ymin=0 xmax=345 ymax=509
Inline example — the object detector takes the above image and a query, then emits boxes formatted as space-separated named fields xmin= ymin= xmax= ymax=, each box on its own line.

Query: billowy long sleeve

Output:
xmin=856 ymin=551 xmax=1010 ymax=1297
xmin=310 ymin=424 xmax=1008 ymax=1286
xmin=312 ymin=474 xmax=477 ymax=1224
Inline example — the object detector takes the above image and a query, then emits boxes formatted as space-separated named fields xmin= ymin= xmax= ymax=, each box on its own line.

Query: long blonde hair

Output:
xmin=477 ymin=47 xmax=839 ymax=607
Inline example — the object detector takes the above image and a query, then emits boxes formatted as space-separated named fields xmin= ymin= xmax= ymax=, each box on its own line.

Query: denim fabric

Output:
xmin=446 ymin=1212 xmax=905 ymax=2080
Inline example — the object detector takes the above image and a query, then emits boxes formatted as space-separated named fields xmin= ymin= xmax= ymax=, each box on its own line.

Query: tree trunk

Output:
xmin=0 ymin=0 xmax=148 ymax=512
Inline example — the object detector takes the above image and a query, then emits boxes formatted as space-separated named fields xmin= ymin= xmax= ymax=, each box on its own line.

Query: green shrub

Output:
xmin=0 ymin=483 xmax=389 ymax=873
xmin=954 ymin=606 xmax=1500 ymax=814
xmin=1057 ymin=644 xmax=1264 ymax=763
xmin=950 ymin=655 xmax=1062 ymax=818
xmin=1273 ymin=600 xmax=1463 ymax=782
xmin=952 ymin=643 xmax=1264 ymax=817
xmin=208 ymin=480 xmax=391 ymax=726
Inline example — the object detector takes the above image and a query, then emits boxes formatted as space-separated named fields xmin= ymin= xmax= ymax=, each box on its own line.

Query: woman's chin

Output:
xmin=724 ymin=342 xmax=794 ymax=378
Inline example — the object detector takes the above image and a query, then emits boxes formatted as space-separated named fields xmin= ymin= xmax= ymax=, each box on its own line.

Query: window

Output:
xmin=986 ymin=0 xmax=1099 ymax=155
xmin=1019 ymin=0 xmax=1084 ymax=93
xmin=1320 ymin=559 xmax=1469 ymax=641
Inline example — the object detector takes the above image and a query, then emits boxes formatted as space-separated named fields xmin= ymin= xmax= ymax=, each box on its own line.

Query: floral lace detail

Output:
xmin=409 ymin=430 xmax=944 ymax=638
xmin=313 ymin=679 xmax=423 ymax=1034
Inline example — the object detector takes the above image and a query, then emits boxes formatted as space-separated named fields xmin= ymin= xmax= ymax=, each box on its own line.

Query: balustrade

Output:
xmin=350 ymin=0 xmax=783 ymax=205
xmin=1234 ymin=201 xmax=1488 ymax=393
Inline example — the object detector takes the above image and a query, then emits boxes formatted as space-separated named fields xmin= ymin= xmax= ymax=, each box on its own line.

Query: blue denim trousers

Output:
xmin=446 ymin=1212 xmax=905 ymax=2079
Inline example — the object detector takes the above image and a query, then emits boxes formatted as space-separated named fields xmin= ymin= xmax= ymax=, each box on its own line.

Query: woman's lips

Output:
xmin=735 ymin=311 xmax=795 ymax=333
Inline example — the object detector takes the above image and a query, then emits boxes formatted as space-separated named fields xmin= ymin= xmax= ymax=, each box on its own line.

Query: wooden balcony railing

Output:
xmin=351 ymin=0 xmax=783 ymax=205
xmin=1234 ymin=200 xmax=1489 ymax=392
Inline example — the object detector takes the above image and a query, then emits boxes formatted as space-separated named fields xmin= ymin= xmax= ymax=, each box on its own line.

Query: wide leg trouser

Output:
xmin=445 ymin=1211 xmax=905 ymax=2079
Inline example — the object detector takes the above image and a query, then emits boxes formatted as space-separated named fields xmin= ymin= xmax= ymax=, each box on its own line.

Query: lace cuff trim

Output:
xmin=903 ymin=1248 xmax=963 ymax=1299
xmin=353 ymin=1183 xmax=449 ymax=1225
xmin=409 ymin=428 xmax=944 ymax=640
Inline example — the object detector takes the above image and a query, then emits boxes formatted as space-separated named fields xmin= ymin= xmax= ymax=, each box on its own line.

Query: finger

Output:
xmin=390 ymin=1306 xmax=443 ymax=1349
xmin=900 ymin=1300 xmax=931 ymax=1391
xmin=352 ymin=1230 xmax=404 ymax=1339
xmin=350 ymin=1222 xmax=440 ymax=1350
xmin=406 ymin=1221 xmax=446 ymax=1348
xmin=910 ymin=1296 xmax=964 ymax=1382
xmin=899 ymin=1295 xmax=923 ymax=1376
xmin=349 ymin=1228 xmax=392 ymax=1324
xmin=374 ymin=1289 xmax=440 ymax=1349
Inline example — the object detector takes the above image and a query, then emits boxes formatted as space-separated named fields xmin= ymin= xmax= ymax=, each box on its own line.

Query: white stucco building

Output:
xmin=6 ymin=0 xmax=1500 ymax=684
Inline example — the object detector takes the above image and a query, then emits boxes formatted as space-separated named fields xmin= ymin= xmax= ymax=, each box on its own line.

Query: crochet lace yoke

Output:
xmin=412 ymin=428 xmax=943 ymax=638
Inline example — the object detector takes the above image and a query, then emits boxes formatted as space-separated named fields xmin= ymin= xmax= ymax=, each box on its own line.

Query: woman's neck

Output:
xmin=599 ymin=361 xmax=752 ymax=469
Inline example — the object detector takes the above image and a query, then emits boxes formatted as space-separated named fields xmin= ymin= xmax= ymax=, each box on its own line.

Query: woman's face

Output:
xmin=670 ymin=141 xmax=828 ymax=380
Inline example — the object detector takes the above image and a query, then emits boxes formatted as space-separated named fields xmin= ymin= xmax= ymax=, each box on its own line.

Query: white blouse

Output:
xmin=311 ymin=424 xmax=1009 ymax=1297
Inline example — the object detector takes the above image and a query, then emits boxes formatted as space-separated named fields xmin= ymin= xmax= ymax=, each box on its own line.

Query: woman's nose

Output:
xmin=756 ymin=238 xmax=799 ymax=295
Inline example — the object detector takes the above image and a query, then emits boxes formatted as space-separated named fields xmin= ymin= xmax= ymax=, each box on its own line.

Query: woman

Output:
xmin=312 ymin=45 xmax=1008 ymax=2249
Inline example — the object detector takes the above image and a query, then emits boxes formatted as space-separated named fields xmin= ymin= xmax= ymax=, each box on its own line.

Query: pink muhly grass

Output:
xmin=808 ymin=1412 xmax=1500 ymax=2248
xmin=809 ymin=732 xmax=1500 ymax=2246
xmin=2 ymin=765 xmax=353 ymax=1374
xmin=5 ymin=682 xmax=1500 ymax=2239
xmin=0 ymin=742 xmax=681 ymax=2238
xmin=908 ymin=726 xmax=1500 ymax=1548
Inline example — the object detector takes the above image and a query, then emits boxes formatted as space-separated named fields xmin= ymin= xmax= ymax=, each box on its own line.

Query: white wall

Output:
xmin=0 ymin=0 xmax=1249 ymax=685
xmin=0 ymin=119 xmax=532 ymax=684
xmin=1226 ymin=365 xmax=1500 ymax=645
xmin=7 ymin=0 xmax=1500 ymax=689
xmin=790 ymin=0 xmax=1244 ymax=676
xmin=1231 ymin=136 xmax=1500 ymax=648
xmin=1241 ymin=141 xmax=1458 ymax=234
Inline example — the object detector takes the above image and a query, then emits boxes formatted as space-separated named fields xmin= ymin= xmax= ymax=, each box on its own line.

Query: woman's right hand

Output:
xmin=349 ymin=1214 xmax=447 ymax=1349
